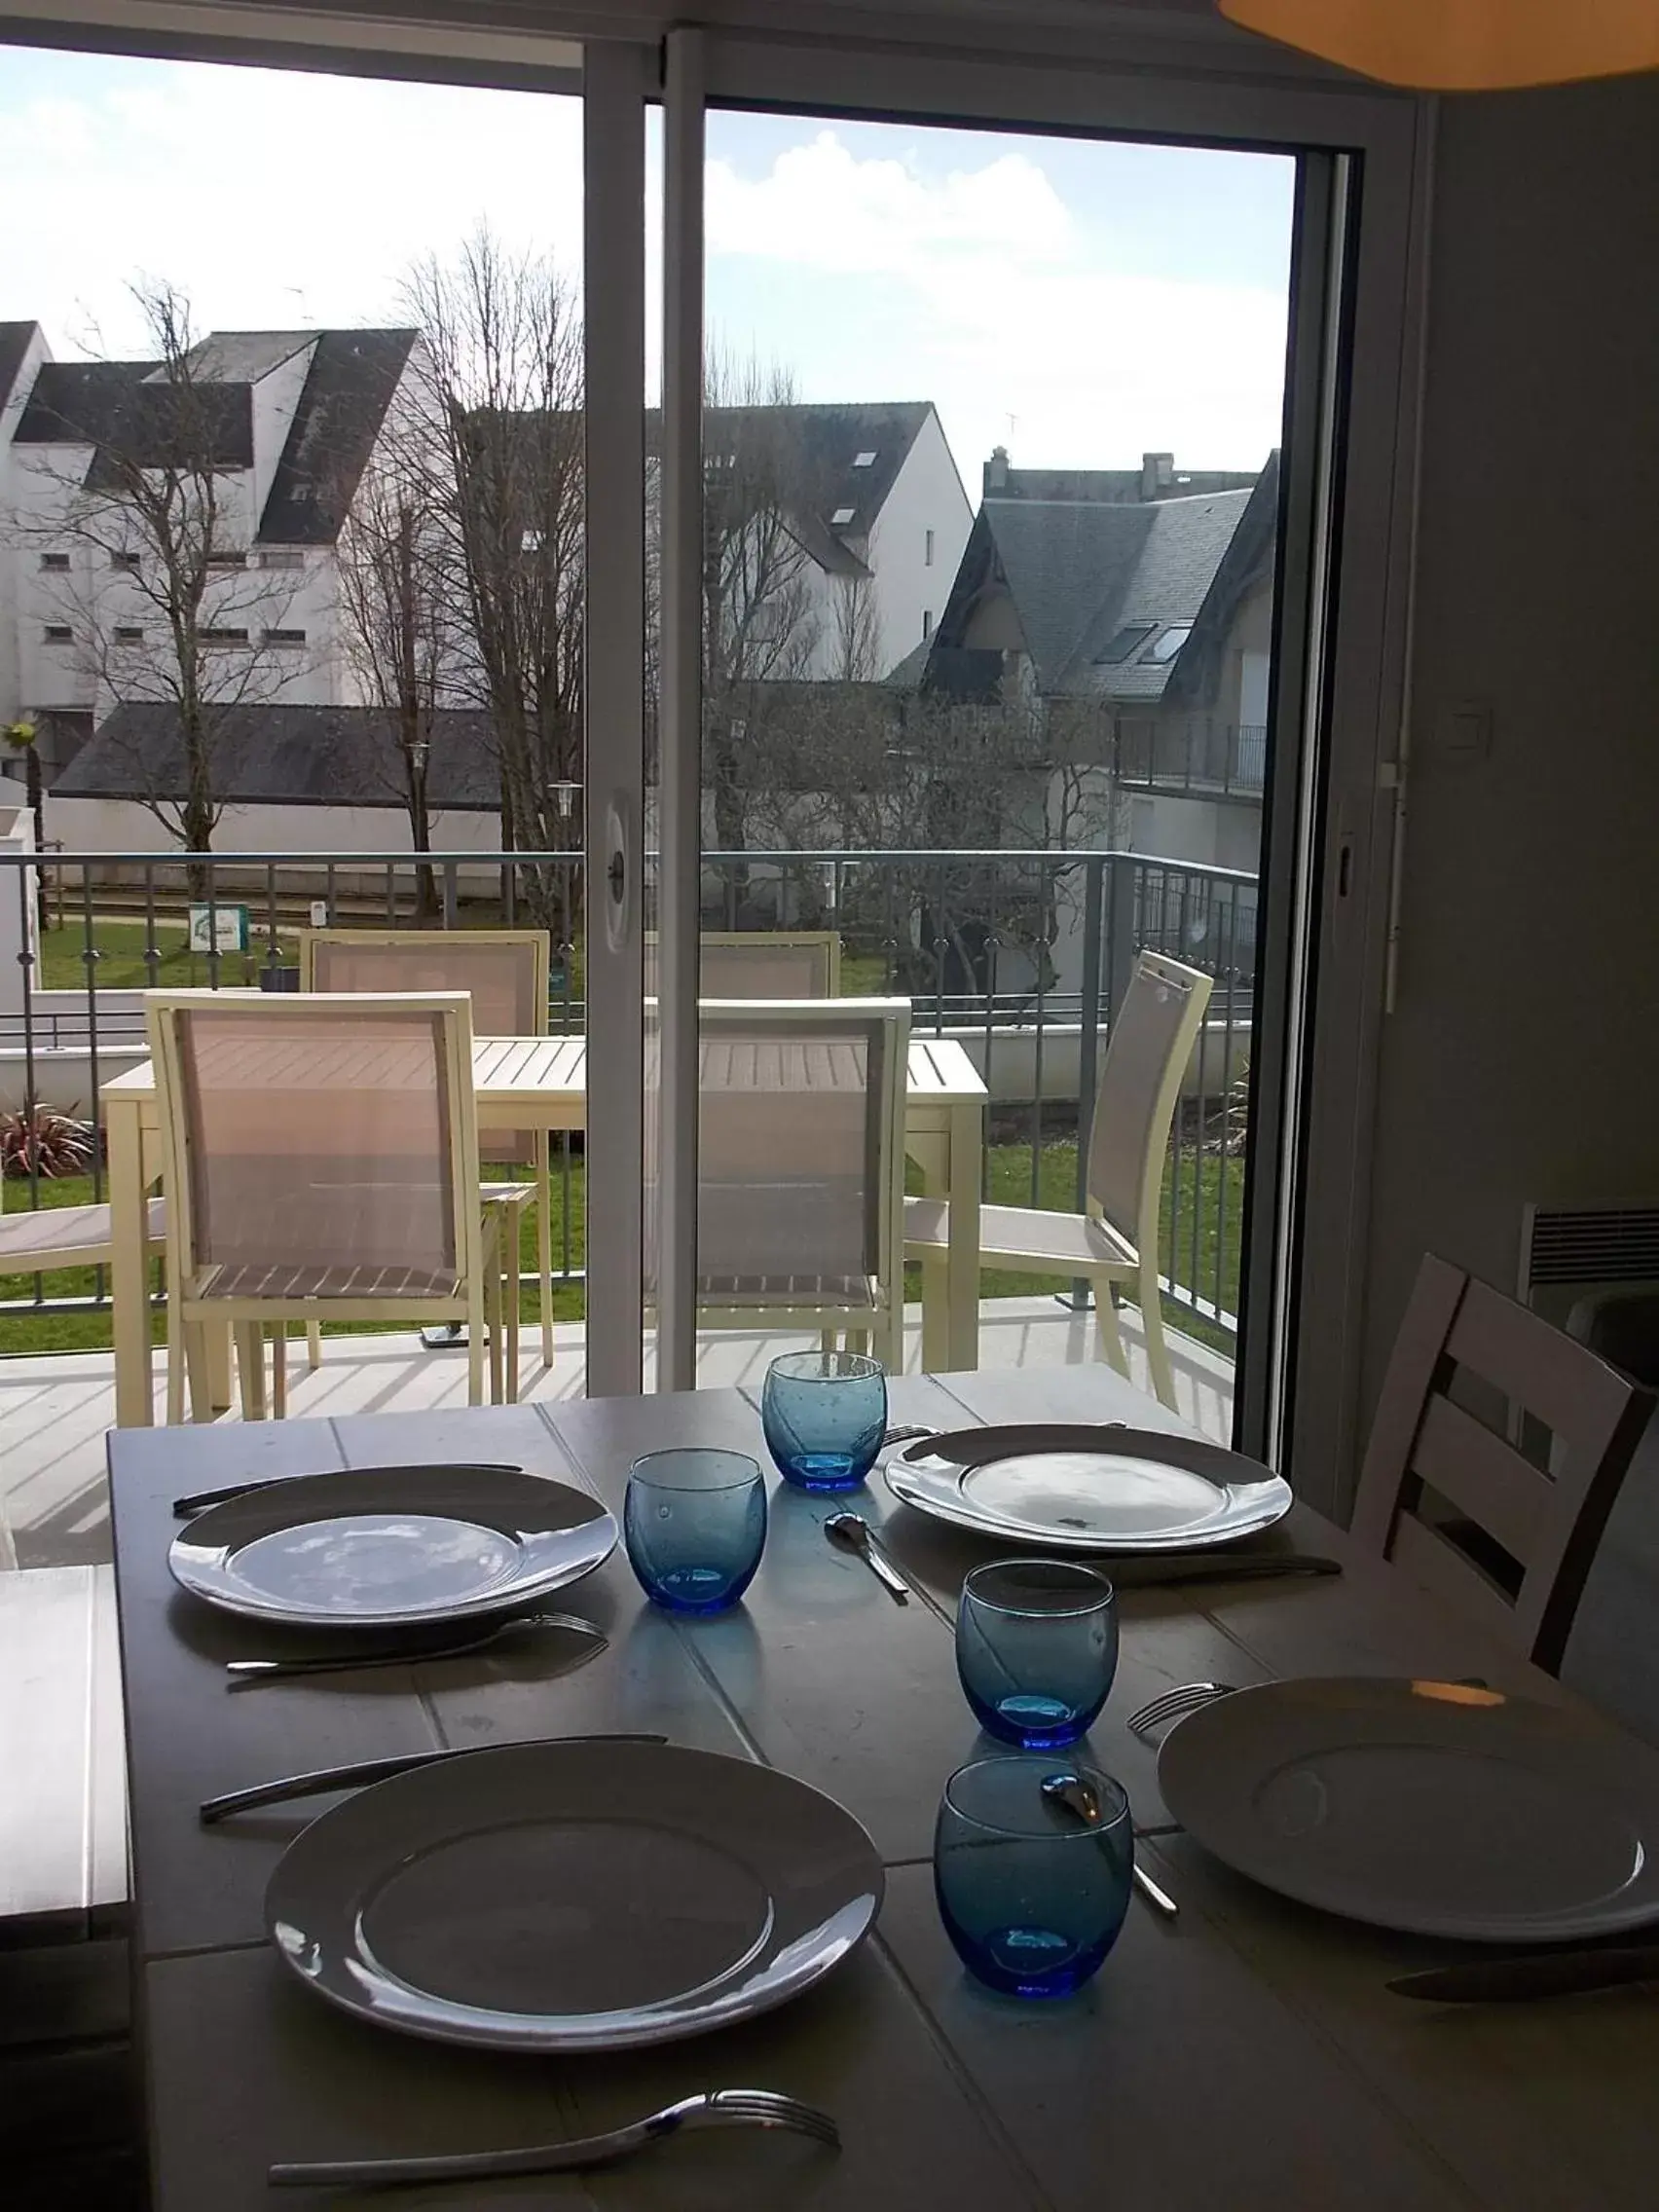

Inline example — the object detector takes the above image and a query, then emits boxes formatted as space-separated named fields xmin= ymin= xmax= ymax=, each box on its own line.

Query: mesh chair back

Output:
xmin=1087 ymin=951 xmax=1214 ymax=1244
xmin=161 ymin=998 xmax=465 ymax=1294
xmin=644 ymin=933 xmax=840 ymax=1001
xmin=303 ymin=932 xmax=543 ymax=1164
xmin=658 ymin=1001 xmax=905 ymax=1304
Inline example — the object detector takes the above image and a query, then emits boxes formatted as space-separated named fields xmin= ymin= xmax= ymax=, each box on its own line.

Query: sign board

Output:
xmin=188 ymin=903 xmax=249 ymax=955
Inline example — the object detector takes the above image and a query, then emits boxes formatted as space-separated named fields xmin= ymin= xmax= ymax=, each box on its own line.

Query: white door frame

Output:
xmin=581 ymin=38 xmax=650 ymax=1396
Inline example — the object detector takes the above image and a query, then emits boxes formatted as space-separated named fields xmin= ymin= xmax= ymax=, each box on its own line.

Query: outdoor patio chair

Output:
xmin=645 ymin=930 xmax=842 ymax=999
xmin=146 ymin=990 xmax=501 ymax=1421
xmin=0 ymin=1174 xmax=168 ymax=1477
xmin=903 ymin=948 xmax=1213 ymax=1410
xmin=652 ymin=997 xmax=909 ymax=1374
xmin=1352 ymin=1252 xmax=1655 ymax=1673
xmin=300 ymin=929 xmax=552 ymax=1397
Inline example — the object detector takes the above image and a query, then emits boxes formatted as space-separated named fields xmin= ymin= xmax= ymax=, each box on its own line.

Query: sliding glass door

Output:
xmin=613 ymin=30 xmax=1420 ymax=1491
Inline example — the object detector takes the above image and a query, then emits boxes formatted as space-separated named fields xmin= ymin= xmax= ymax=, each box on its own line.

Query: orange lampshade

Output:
xmin=1219 ymin=0 xmax=1659 ymax=90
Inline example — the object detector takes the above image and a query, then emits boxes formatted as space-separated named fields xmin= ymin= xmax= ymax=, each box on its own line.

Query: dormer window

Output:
xmin=1093 ymin=622 xmax=1157 ymax=666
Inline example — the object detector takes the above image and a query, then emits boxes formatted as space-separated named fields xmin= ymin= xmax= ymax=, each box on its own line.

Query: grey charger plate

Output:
xmin=266 ymin=1739 xmax=884 ymax=2052
xmin=168 ymin=1464 xmax=618 ymax=1629
xmin=1160 ymin=1677 xmax=1659 ymax=1942
xmin=885 ymin=1422 xmax=1292 ymax=1552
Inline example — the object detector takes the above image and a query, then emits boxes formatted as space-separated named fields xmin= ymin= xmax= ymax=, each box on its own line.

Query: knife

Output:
xmin=1388 ymin=1944 xmax=1659 ymax=2004
xmin=1101 ymin=1552 xmax=1341 ymax=1590
xmin=172 ymin=1462 xmax=525 ymax=1517
xmin=200 ymin=1733 xmax=668 ymax=1824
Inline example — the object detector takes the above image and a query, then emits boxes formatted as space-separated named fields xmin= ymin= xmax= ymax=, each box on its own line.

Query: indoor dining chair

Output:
xmin=644 ymin=930 xmax=842 ymax=1000
xmin=1352 ymin=1251 xmax=1656 ymax=1673
xmin=655 ymin=997 xmax=910 ymax=1375
xmin=300 ymin=928 xmax=552 ymax=1396
xmin=145 ymin=991 xmax=501 ymax=1421
xmin=903 ymin=947 xmax=1212 ymax=1409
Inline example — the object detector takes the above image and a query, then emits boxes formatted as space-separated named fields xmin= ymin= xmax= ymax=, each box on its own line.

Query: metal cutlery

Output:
xmin=1388 ymin=1945 xmax=1659 ymax=2005
xmin=1126 ymin=1680 xmax=1239 ymax=1744
xmin=824 ymin=1511 xmax=911 ymax=1604
xmin=268 ymin=2088 xmax=840 ymax=2189
xmin=1103 ymin=1553 xmax=1341 ymax=1591
xmin=224 ymin=1609 xmax=606 ymax=1688
xmin=1041 ymin=1772 xmax=1179 ymax=1918
xmin=881 ymin=1423 xmax=937 ymax=1447
xmin=199 ymin=1733 xmax=667 ymax=1824
xmin=172 ymin=1461 xmax=523 ymax=1518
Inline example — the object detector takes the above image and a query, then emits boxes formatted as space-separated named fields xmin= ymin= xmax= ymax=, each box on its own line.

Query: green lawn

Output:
xmin=0 ymin=1141 xmax=1241 ymax=1360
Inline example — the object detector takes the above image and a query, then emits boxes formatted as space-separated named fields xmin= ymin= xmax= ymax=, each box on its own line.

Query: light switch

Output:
xmin=1439 ymin=700 xmax=1493 ymax=761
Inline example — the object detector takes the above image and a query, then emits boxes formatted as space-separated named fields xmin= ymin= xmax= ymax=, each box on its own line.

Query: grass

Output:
xmin=0 ymin=1140 xmax=1242 ymax=1362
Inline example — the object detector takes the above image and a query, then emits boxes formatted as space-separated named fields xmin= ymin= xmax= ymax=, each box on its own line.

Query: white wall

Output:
xmin=1359 ymin=74 xmax=1659 ymax=1414
xmin=866 ymin=407 xmax=973 ymax=675
xmin=44 ymin=793 xmax=502 ymax=858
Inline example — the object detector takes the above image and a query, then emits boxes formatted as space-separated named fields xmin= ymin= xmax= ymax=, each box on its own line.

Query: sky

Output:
xmin=0 ymin=45 xmax=1295 ymax=489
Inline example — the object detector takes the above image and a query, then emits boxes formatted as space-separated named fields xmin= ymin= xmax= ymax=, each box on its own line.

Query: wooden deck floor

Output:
xmin=0 ymin=1299 xmax=1235 ymax=1570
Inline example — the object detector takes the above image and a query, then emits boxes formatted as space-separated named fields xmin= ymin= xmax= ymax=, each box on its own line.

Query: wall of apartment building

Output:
xmin=865 ymin=410 xmax=974 ymax=676
xmin=45 ymin=792 xmax=501 ymax=857
xmin=1358 ymin=71 xmax=1659 ymax=1414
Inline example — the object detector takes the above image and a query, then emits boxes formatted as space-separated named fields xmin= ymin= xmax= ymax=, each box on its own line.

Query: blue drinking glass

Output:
xmin=934 ymin=1755 xmax=1133 ymax=1999
xmin=956 ymin=1559 xmax=1118 ymax=1750
xmin=624 ymin=1449 xmax=767 ymax=1614
xmin=761 ymin=1350 xmax=888 ymax=1493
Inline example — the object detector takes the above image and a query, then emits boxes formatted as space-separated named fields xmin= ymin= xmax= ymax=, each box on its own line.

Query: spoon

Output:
xmin=1041 ymin=1770 xmax=1179 ymax=1919
xmin=824 ymin=1513 xmax=911 ymax=1604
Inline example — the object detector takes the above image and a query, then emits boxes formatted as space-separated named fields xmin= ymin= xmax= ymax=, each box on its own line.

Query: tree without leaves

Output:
xmin=16 ymin=281 xmax=310 ymax=868
xmin=700 ymin=353 xmax=831 ymax=858
xmin=332 ymin=348 xmax=461 ymax=920
xmin=403 ymin=232 xmax=584 ymax=929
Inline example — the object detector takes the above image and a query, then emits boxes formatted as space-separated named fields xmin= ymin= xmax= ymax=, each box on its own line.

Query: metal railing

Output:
xmin=0 ymin=842 xmax=1257 ymax=1350
xmin=1115 ymin=718 xmax=1268 ymax=799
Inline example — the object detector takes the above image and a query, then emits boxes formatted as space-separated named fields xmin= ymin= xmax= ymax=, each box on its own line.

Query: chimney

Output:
xmin=1140 ymin=451 xmax=1174 ymax=500
xmin=984 ymin=444 xmax=1010 ymax=496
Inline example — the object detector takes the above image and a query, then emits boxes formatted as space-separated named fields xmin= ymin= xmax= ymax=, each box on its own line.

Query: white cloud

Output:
xmin=707 ymin=129 xmax=1072 ymax=277
xmin=0 ymin=58 xmax=583 ymax=351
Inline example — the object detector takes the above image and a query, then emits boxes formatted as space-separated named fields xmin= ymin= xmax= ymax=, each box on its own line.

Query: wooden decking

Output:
xmin=0 ymin=1298 xmax=1235 ymax=1570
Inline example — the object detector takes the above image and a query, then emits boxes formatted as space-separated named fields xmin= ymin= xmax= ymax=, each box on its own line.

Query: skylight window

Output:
xmin=1144 ymin=625 xmax=1192 ymax=664
xmin=1093 ymin=622 xmax=1157 ymax=665
xmin=830 ymin=505 xmax=856 ymax=526
xmin=852 ymin=450 xmax=876 ymax=467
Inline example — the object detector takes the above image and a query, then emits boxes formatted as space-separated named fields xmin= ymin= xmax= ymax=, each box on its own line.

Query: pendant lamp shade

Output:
xmin=1219 ymin=0 xmax=1659 ymax=91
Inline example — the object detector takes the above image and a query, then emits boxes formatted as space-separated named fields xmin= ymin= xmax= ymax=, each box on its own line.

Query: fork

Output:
xmin=268 ymin=2089 xmax=841 ymax=2189
xmin=224 ymin=1609 xmax=605 ymax=1687
xmin=1126 ymin=1680 xmax=1239 ymax=1744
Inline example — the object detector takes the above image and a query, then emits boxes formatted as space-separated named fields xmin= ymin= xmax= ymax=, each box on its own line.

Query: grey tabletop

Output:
xmin=110 ymin=1367 xmax=1659 ymax=2212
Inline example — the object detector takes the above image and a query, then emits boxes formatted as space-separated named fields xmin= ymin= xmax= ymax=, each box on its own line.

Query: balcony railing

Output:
xmin=1115 ymin=718 xmax=1268 ymax=799
xmin=0 ymin=842 xmax=1257 ymax=1353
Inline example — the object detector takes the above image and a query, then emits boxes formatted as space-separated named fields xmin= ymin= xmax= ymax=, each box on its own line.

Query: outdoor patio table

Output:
xmin=100 ymin=1030 xmax=986 ymax=1424
xmin=108 ymin=1364 xmax=1659 ymax=2210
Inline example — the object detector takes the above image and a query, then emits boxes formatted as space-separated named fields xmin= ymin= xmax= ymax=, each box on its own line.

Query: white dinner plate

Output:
xmin=884 ymin=1422 xmax=1292 ymax=1553
xmin=266 ymin=1739 xmax=884 ymax=2051
xmin=168 ymin=1464 xmax=617 ymax=1629
xmin=1160 ymin=1677 xmax=1659 ymax=1942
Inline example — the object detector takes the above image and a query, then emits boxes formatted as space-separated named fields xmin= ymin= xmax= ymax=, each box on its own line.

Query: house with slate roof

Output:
xmin=905 ymin=447 xmax=1275 ymax=873
xmin=0 ymin=318 xmax=424 ymax=789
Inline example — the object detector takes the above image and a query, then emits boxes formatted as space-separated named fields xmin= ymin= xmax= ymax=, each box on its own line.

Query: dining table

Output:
xmin=107 ymin=1361 xmax=1659 ymax=2211
xmin=100 ymin=1028 xmax=987 ymax=1425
